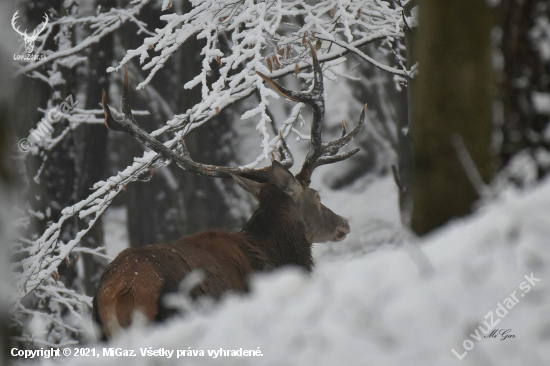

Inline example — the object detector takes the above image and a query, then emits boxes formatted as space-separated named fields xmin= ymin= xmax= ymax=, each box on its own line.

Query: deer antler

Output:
xmin=257 ymin=41 xmax=366 ymax=184
xmin=11 ymin=11 xmax=27 ymax=38
xmin=102 ymin=68 xmax=294 ymax=182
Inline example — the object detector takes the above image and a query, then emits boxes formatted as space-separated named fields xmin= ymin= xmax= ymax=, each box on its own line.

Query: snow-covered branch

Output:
xmin=15 ymin=0 xmax=410 ymax=337
xmin=15 ymin=0 xmax=152 ymax=76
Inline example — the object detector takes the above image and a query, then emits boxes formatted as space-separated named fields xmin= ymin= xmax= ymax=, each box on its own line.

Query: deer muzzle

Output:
xmin=332 ymin=217 xmax=350 ymax=242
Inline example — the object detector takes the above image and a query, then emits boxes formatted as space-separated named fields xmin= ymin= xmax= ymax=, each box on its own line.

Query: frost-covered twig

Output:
xmin=11 ymin=277 xmax=92 ymax=347
xmin=15 ymin=0 xmax=151 ymax=76
xmin=451 ymin=134 xmax=492 ymax=199
xmin=108 ymin=0 xmax=407 ymax=161
xmin=17 ymin=0 xmax=408 ymax=312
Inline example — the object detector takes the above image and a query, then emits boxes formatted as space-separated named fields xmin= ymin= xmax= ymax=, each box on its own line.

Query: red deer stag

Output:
xmin=93 ymin=43 xmax=366 ymax=339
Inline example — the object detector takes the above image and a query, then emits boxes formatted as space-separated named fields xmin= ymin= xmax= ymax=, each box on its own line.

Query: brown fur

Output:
xmin=93 ymin=163 xmax=349 ymax=339
xmin=94 ymin=231 xmax=265 ymax=338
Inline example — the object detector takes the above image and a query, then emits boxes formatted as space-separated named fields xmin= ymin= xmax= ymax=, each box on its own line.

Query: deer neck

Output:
xmin=241 ymin=186 xmax=313 ymax=272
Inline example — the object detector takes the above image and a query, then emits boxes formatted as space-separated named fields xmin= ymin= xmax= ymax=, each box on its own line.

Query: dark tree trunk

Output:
xmin=395 ymin=0 xmax=417 ymax=228
xmin=180 ymin=1 xmax=243 ymax=233
xmin=500 ymin=0 xmax=550 ymax=180
xmin=74 ymin=0 xmax=115 ymax=296
xmin=410 ymin=0 xmax=494 ymax=235
xmin=123 ymin=0 xmax=242 ymax=249
xmin=120 ymin=1 xmax=188 ymax=248
xmin=181 ymin=117 xmax=240 ymax=233
xmin=170 ymin=0 xmax=242 ymax=234
xmin=33 ymin=1 xmax=79 ymax=287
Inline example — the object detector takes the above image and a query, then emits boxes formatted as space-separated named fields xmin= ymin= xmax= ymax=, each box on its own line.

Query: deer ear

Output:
xmin=230 ymin=173 xmax=263 ymax=202
xmin=270 ymin=161 xmax=301 ymax=197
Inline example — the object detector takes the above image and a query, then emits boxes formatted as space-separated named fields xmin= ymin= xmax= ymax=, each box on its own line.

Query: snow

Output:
xmin=103 ymin=206 xmax=130 ymax=258
xmin=19 ymin=0 xmax=413 ymax=302
xmin=312 ymin=174 xmax=402 ymax=261
xmin=11 ymin=0 xmax=549 ymax=363
xmin=531 ymin=15 xmax=550 ymax=62
xmin=34 ymin=172 xmax=550 ymax=366
xmin=532 ymin=92 xmax=550 ymax=115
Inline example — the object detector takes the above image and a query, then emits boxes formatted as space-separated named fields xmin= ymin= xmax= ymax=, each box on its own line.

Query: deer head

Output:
xmin=11 ymin=11 xmax=48 ymax=54
xmin=101 ymin=43 xmax=365 ymax=243
xmin=232 ymin=161 xmax=350 ymax=243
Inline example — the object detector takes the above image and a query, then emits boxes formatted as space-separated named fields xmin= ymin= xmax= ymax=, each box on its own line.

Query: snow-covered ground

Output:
xmin=312 ymin=174 xmax=402 ymax=262
xmin=35 ymin=171 xmax=550 ymax=366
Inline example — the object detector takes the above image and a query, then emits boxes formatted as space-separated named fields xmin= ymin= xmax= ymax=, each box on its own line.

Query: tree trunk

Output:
xmin=122 ymin=1 xmax=188 ymax=248
xmin=410 ymin=0 xmax=494 ymax=235
xmin=124 ymin=0 xmax=242 ymax=248
xmin=75 ymin=0 xmax=115 ymax=296
xmin=500 ymin=0 xmax=550 ymax=180
xmin=396 ymin=0 xmax=417 ymax=228
xmin=175 ymin=0 xmax=242 ymax=234
xmin=38 ymin=2 xmax=79 ymax=287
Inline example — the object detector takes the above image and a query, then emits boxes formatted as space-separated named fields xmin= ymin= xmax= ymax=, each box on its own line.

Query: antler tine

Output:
xmin=11 ymin=11 xmax=27 ymax=37
xmin=298 ymin=40 xmax=326 ymax=184
xmin=257 ymin=41 xmax=325 ymax=184
xmin=317 ymin=104 xmax=367 ymax=164
xmin=103 ymin=68 xmax=269 ymax=182
xmin=296 ymin=104 xmax=366 ymax=183
xmin=278 ymin=130 xmax=294 ymax=168
xmin=323 ymin=104 xmax=367 ymax=157
xmin=257 ymin=41 xmax=365 ymax=185
xmin=256 ymin=41 xmax=323 ymax=106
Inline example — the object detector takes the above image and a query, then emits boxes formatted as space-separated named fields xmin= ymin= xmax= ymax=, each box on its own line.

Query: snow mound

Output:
xmin=49 ymin=178 xmax=550 ymax=366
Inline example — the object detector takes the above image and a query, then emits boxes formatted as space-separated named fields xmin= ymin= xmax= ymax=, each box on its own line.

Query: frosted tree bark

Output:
xmin=410 ymin=0 xmax=494 ymax=234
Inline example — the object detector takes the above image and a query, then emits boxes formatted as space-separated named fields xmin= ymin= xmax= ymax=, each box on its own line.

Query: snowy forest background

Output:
xmin=0 ymin=0 xmax=549 ymax=365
